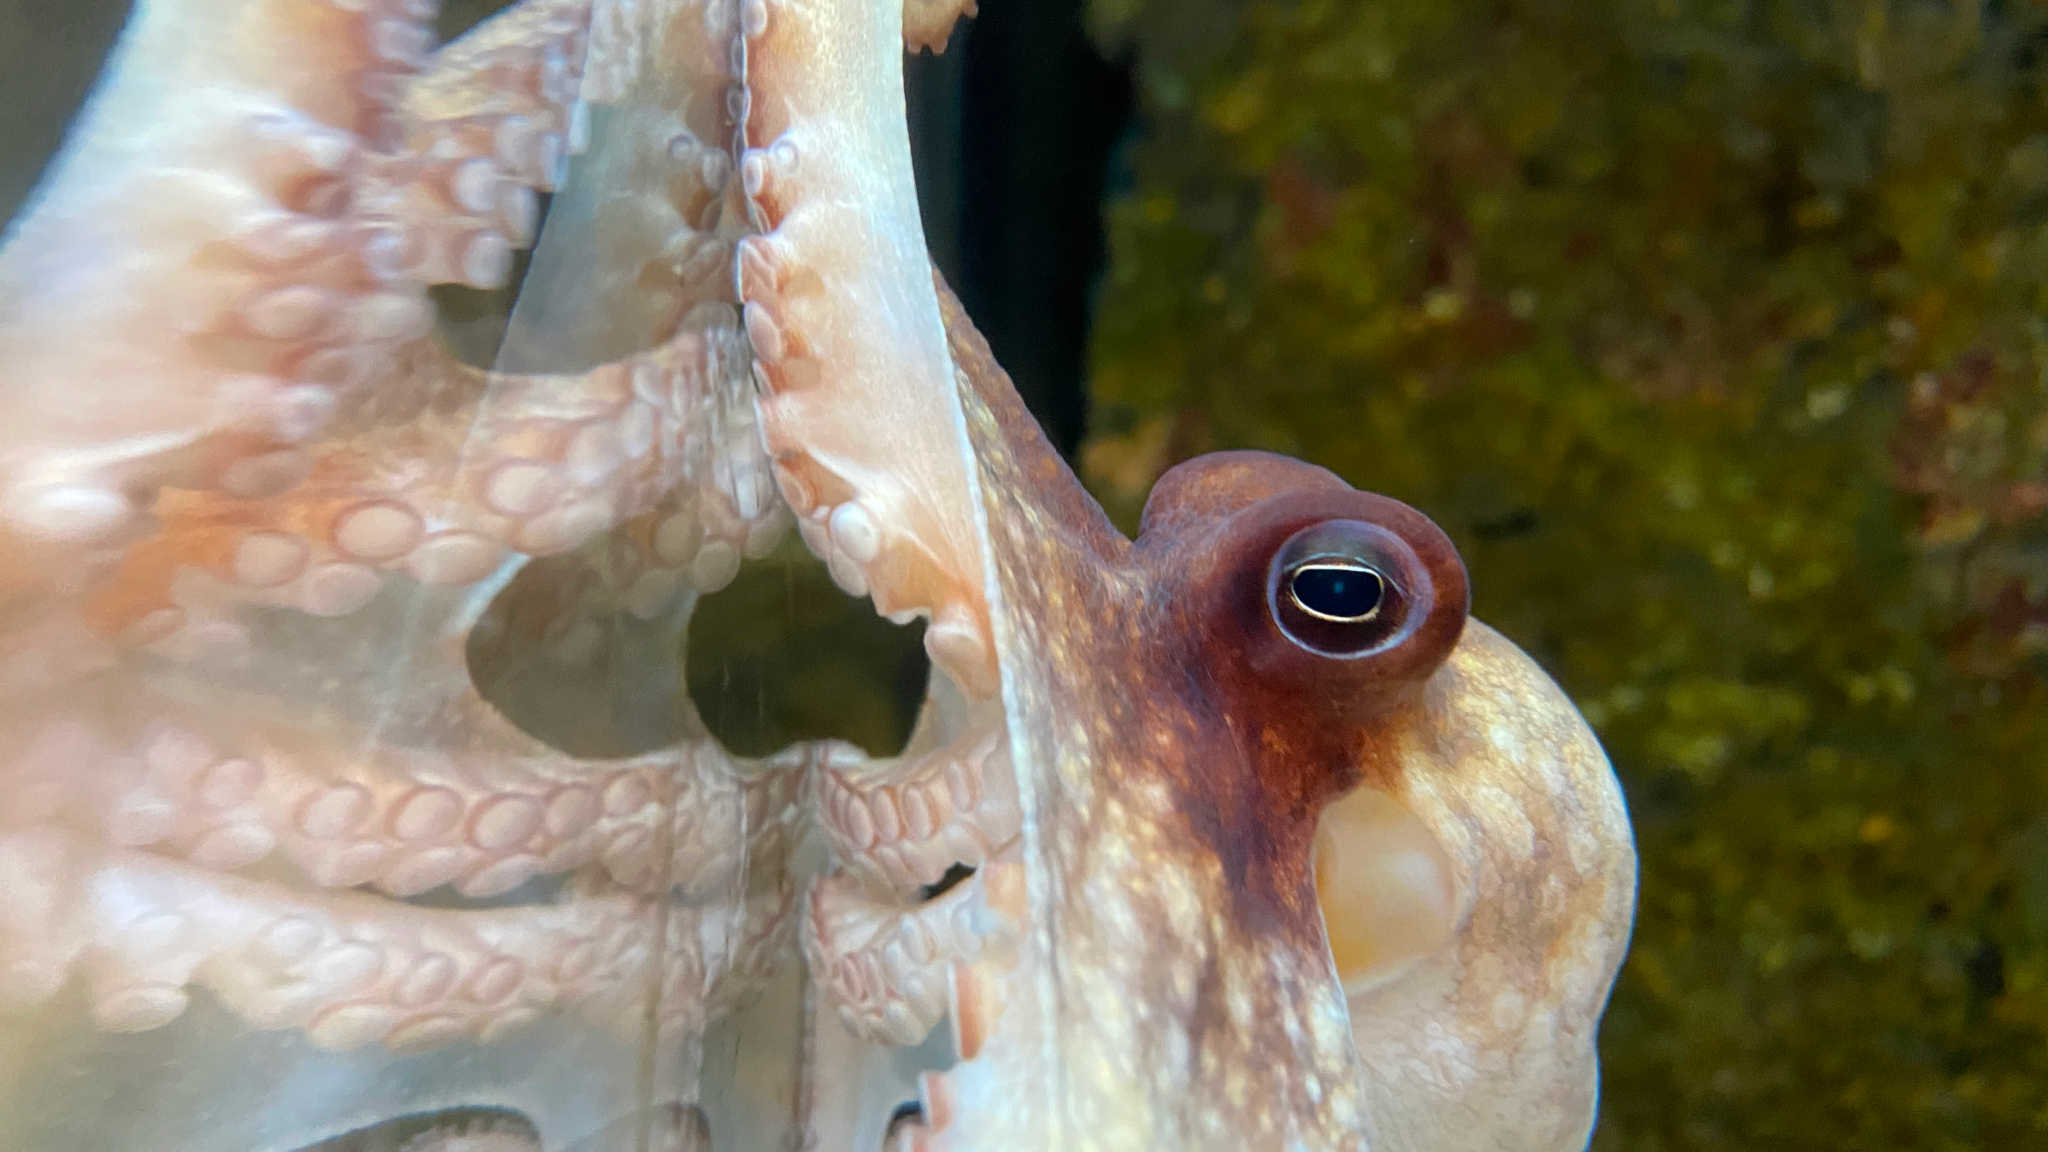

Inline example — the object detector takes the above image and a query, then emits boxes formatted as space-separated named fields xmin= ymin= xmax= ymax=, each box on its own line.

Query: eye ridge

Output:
xmin=1286 ymin=558 xmax=1388 ymax=624
xmin=1261 ymin=517 xmax=1429 ymax=661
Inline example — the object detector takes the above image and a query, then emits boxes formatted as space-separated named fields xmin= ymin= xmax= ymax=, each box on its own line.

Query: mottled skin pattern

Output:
xmin=932 ymin=283 xmax=1636 ymax=1150
xmin=0 ymin=0 xmax=1634 ymax=1148
xmin=1339 ymin=627 xmax=1635 ymax=1151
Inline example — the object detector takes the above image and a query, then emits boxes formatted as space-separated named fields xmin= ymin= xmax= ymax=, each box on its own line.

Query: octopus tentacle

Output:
xmin=0 ymin=0 xmax=714 ymax=564
xmin=725 ymin=0 xmax=1024 ymax=1102
xmin=735 ymin=0 xmax=994 ymax=697
xmin=2 ymin=692 xmax=802 ymax=901
xmin=0 ymin=0 xmax=793 ymax=1072
xmin=491 ymin=0 xmax=747 ymax=369
xmin=80 ymin=321 xmax=768 ymax=643
xmin=372 ymin=0 xmax=610 ymax=289
xmin=401 ymin=0 xmax=595 ymax=186
xmin=0 ymin=827 xmax=748 ymax=1048
xmin=0 ymin=3 xmax=822 ymax=1150
xmin=290 ymin=1109 xmax=544 ymax=1152
xmin=888 ymin=855 xmax=1030 ymax=1152
xmin=800 ymin=856 xmax=1001 ymax=1048
xmin=813 ymin=712 xmax=1017 ymax=894
xmin=799 ymin=669 xmax=1020 ymax=1054
xmin=0 ymin=0 xmax=450 ymax=544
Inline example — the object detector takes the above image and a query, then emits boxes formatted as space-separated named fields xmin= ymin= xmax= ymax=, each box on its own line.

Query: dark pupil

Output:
xmin=1289 ymin=562 xmax=1385 ymax=622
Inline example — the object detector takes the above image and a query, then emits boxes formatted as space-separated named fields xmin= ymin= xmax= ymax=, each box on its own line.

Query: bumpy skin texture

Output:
xmin=0 ymin=0 xmax=1634 ymax=1149
xmin=924 ymin=282 xmax=1637 ymax=1151
xmin=0 ymin=1 xmax=805 ymax=1148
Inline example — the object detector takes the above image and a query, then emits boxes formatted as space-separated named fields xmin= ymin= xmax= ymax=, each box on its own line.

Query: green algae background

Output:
xmin=1080 ymin=0 xmax=2048 ymax=1145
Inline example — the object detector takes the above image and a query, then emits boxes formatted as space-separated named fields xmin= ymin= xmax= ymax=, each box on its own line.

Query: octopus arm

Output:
xmin=0 ymin=825 xmax=692 ymax=1047
xmin=1 ymin=9 xmax=802 ymax=1149
xmin=737 ymin=0 xmax=996 ymax=696
xmin=1 ymin=0 xmax=458 ymax=548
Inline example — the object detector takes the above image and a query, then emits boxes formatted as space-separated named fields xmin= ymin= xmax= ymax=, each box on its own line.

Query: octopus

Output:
xmin=0 ymin=0 xmax=1636 ymax=1149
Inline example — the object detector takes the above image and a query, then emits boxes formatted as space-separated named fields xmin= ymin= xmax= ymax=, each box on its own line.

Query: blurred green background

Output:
xmin=3 ymin=0 xmax=2044 ymax=1147
xmin=1079 ymin=0 xmax=2048 ymax=1146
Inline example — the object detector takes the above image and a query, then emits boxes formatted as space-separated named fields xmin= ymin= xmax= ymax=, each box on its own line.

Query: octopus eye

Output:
xmin=1286 ymin=560 xmax=1385 ymax=623
xmin=1266 ymin=519 xmax=1426 ymax=658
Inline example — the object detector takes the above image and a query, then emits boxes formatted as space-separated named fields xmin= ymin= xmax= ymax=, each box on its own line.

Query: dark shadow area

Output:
xmin=909 ymin=3 xmax=1132 ymax=459
xmin=0 ymin=0 xmax=129 ymax=226
xmin=685 ymin=541 xmax=930 ymax=758
xmin=298 ymin=1107 xmax=536 ymax=1151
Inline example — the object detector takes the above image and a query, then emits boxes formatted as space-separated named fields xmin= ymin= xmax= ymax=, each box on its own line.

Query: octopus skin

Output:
xmin=0 ymin=0 xmax=1637 ymax=1150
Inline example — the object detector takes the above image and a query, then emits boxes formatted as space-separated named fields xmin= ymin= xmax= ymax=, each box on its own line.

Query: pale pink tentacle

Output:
xmin=287 ymin=1101 xmax=713 ymax=1152
xmin=1 ymin=692 xmax=804 ymax=901
xmin=0 ymin=0 xmax=808 ymax=1084
xmin=736 ymin=0 xmax=996 ymax=698
xmin=0 ymin=827 xmax=737 ymax=1048
xmin=800 ymin=858 xmax=1001 ymax=1048
xmin=80 ymin=321 xmax=771 ymax=643
xmin=387 ymin=0 xmax=598 ymax=284
xmin=0 ymin=0 xmax=447 ymax=549
xmin=726 ymin=3 xmax=1062 ymax=1141
xmin=813 ymin=715 xmax=1018 ymax=895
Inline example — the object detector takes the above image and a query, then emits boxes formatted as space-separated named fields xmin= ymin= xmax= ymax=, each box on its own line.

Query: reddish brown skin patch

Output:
xmin=934 ymin=260 xmax=1630 ymax=1148
xmin=1135 ymin=454 xmax=1469 ymax=944
xmin=938 ymin=269 xmax=1496 ymax=1141
xmin=935 ymin=271 xmax=1469 ymax=951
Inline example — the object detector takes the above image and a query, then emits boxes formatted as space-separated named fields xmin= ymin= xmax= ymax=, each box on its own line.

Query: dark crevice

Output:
xmin=436 ymin=0 xmax=510 ymax=45
xmin=296 ymin=1107 xmax=537 ymax=1152
xmin=884 ymin=1100 xmax=925 ymax=1143
xmin=917 ymin=861 xmax=977 ymax=903
xmin=0 ymin=0 xmax=132 ymax=228
xmin=430 ymin=193 xmax=553 ymax=369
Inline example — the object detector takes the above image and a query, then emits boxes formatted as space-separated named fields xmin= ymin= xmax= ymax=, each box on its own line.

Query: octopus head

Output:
xmin=1133 ymin=450 xmax=1470 ymax=930
xmin=1127 ymin=450 xmax=1637 ymax=1149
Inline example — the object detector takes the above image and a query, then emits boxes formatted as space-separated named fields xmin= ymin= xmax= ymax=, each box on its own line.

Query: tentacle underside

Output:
xmin=0 ymin=1 xmax=802 ymax=1149
xmin=731 ymin=2 xmax=1036 ymax=1148
xmin=738 ymin=0 xmax=995 ymax=698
